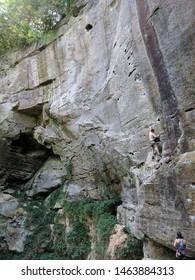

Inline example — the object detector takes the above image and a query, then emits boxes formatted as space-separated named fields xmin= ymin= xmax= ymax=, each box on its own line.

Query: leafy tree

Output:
xmin=0 ymin=0 xmax=77 ymax=55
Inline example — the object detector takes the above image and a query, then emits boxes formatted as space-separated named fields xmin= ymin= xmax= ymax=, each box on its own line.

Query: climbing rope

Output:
xmin=186 ymin=242 xmax=195 ymax=249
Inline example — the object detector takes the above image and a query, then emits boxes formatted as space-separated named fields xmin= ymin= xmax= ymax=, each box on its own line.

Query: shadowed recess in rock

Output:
xmin=0 ymin=134 xmax=52 ymax=188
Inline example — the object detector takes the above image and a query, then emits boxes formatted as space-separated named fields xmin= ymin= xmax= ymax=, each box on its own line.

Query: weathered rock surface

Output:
xmin=106 ymin=224 xmax=127 ymax=259
xmin=0 ymin=193 xmax=26 ymax=252
xmin=0 ymin=0 xmax=194 ymax=259
xmin=25 ymin=156 xmax=68 ymax=197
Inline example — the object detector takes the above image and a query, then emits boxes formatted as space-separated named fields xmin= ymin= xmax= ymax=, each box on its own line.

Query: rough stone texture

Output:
xmin=45 ymin=183 xmax=85 ymax=209
xmin=0 ymin=136 xmax=51 ymax=188
xmin=0 ymin=0 xmax=195 ymax=258
xmin=24 ymin=156 xmax=68 ymax=197
xmin=0 ymin=193 xmax=26 ymax=252
xmin=0 ymin=193 xmax=19 ymax=217
xmin=143 ymin=239 xmax=175 ymax=260
xmin=106 ymin=224 xmax=127 ymax=259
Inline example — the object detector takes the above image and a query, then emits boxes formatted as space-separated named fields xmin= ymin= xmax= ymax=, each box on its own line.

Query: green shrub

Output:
xmin=95 ymin=213 xmax=117 ymax=259
xmin=2 ymin=198 xmax=121 ymax=260
xmin=52 ymin=199 xmax=120 ymax=259
xmin=23 ymin=201 xmax=56 ymax=259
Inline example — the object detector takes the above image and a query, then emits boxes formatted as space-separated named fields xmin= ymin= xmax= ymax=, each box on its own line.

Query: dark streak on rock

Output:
xmin=149 ymin=6 xmax=160 ymax=18
xmin=128 ymin=68 xmax=136 ymax=77
xmin=39 ymin=79 xmax=55 ymax=87
xmin=185 ymin=107 xmax=194 ymax=113
xmin=135 ymin=0 xmax=182 ymax=154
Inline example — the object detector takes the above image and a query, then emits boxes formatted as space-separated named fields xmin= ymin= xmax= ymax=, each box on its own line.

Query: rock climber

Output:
xmin=149 ymin=127 xmax=161 ymax=159
xmin=173 ymin=231 xmax=186 ymax=259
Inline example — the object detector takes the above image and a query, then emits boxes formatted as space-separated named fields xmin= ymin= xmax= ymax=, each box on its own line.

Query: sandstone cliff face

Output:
xmin=0 ymin=0 xmax=195 ymax=259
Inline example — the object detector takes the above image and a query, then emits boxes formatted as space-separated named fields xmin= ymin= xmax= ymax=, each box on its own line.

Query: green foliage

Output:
xmin=52 ymin=204 xmax=91 ymax=259
xmin=66 ymin=220 xmax=90 ymax=259
xmin=52 ymin=199 xmax=120 ymax=259
xmin=1 ymin=198 xmax=120 ymax=260
xmin=23 ymin=201 xmax=56 ymax=259
xmin=65 ymin=160 xmax=73 ymax=182
xmin=45 ymin=160 xmax=74 ymax=209
xmin=62 ymin=199 xmax=119 ymax=259
xmin=0 ymin=215 xmax=6 ymax=236
xmin=95 ymin=213 xmax=117 ymax=259
xmin=62 ymin=198 xmax=119 ymax=220
xmin=34 ymin=252 xmax=64 ymax=260
xmin=0 ymin=0 xmax=77 ymax=56
xmin=0 ymin=250 xmax=21 ymax=260
xmin=116 ymin=237 xmax=143 ymax=260
xmin=53 ymin=220 xmax=90 ymax=259
xmin=52 ymin=224 xmax=67 ymax=256
xmin=45 ymin=187 xmax=63 ymax=209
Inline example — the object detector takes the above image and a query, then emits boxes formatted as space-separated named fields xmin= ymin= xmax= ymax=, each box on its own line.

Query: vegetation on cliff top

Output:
xmin=0 ymin=0 xmax=77 ymax=56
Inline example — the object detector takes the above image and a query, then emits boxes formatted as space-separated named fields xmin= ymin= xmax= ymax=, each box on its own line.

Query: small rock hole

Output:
xmin=85 ymin=24 xmax=93 ymax=31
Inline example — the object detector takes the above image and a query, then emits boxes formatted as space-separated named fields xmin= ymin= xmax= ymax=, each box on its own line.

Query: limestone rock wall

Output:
xmin=0 ymin=0 xmax=195 ymax=259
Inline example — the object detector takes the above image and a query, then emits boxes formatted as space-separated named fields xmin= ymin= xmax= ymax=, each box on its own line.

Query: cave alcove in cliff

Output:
xmin=0 ymin=133 xmax=53 ymax=189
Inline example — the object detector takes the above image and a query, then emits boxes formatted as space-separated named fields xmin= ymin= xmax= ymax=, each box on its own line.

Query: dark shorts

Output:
xmin=150 ymin=140 xmax=156 ymax=147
